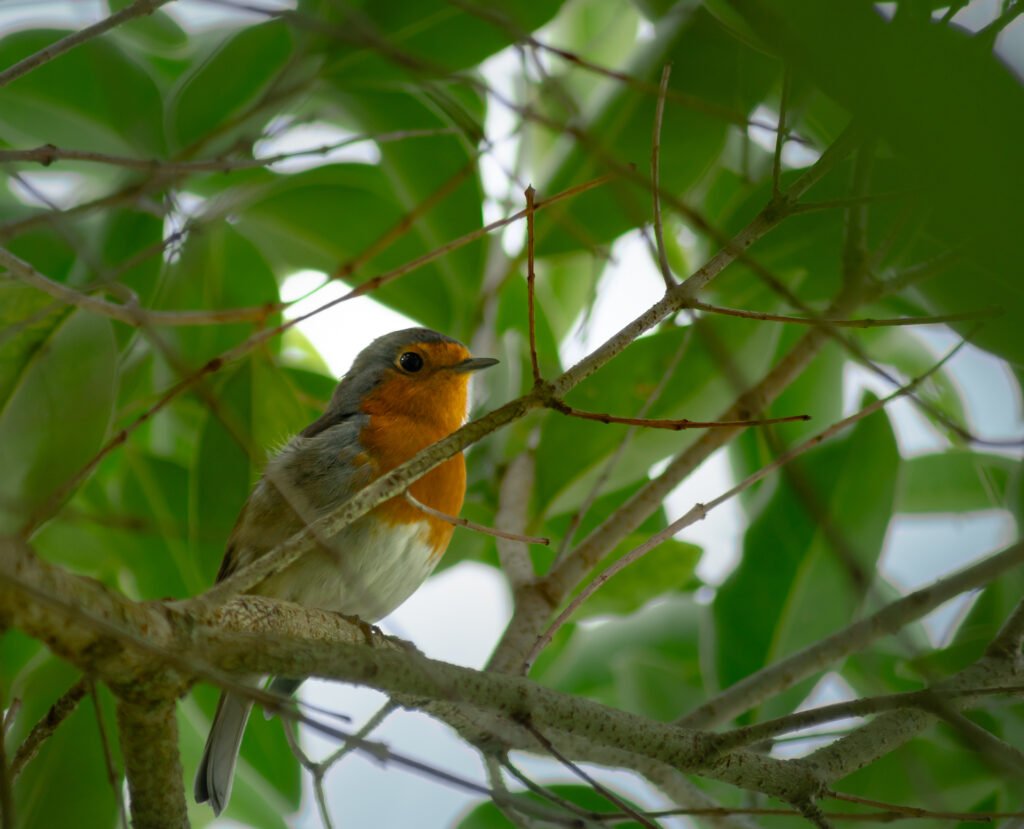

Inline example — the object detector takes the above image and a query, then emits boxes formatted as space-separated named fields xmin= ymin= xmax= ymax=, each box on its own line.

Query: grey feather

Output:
xmin=194 ymin=691 xmax=253 ymax=816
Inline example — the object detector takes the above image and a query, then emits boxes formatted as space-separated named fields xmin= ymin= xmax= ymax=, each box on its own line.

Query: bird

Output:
xmin=194 ymin=327 xmax=498 ymax=815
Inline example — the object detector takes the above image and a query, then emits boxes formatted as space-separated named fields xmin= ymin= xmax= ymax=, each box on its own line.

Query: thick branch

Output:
xmin=115 ymin=701 xmax=187 ymax=829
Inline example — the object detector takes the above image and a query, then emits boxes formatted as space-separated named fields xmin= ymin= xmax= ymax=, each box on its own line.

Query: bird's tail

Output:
xmin=194 ymin=691 xmax=253 ymax=816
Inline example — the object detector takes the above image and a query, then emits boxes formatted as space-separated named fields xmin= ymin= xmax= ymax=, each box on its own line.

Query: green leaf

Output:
xmin=535 ymin=8 xmax=777 ymax=255
xmin=157 ymin=223 xmax=280 ymax=367
xmin=536 ymin=315 xmax=780 ymax=516
xmin=11 ymin=658 xmax=121 ymax=829
xmin=897 ymin=450 xmax=1019 ymax=514
xmin=233 ymin=161 xmax=481 ymax=338
xmin=191 ymin=357 xmax=328 ymax=582
xmin=729 ymin=332 xmax=846 ymax=518
xmin=860 ymin=326 xmax=967 ymax=432
xmin=714 ymin=399 xmax=900 ymax=719
xmin=325 ymin=87 xmax=486 ymax=340
xmin=731 ymin=2 xmax=1024 ymax=365
xmin=569 ymin=534 xmax=700 ymax=619
xmin=457 ymin=783 xmax=648 ymax=829
xmin=168 ymin=20 xmax=295 ymax=152
xmin=535 ymin=595 xmax=705 ymax=719
xmin=320 ymin=0 xmax=565 ymax=84
xmin=0 ymin=30 xmax=165 ymax=154
xmin=181 ymin=692 xmax=298 ymax=828
xmin=0 ymin=308 xmax=117 ymax=533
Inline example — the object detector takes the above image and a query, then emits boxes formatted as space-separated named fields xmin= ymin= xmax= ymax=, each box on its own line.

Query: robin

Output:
xmin=194 ymin=327 xmax=498 ymax=815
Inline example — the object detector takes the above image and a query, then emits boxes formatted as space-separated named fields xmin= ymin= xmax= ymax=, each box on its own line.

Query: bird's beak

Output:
xmin=453 ymin=356 xmax=500 ymax=373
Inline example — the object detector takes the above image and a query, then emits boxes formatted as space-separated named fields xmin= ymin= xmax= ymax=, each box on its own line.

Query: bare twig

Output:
xmin=525 ymin=185 xmax=541 ymax=385
xmin=10 ymin=678 xmax=88 ymax=779
xmin=0 ymin=0 xmax=173 ymax=88
xmin=549 ymin=400 xmax=810 ymax=431
xmin=522 ymin=721 xmax=660 ymax=829
xmin=717 ymin=685 xmax=1024 ymax=751
xmin=554 ymin=329 xmax=691 ymax=565
xmin=679 ymin=540 xmax=1024 ymax=730
xmin=318 ymin=700 xmax=398 ymax=769
xmin=690 ymin=300 xmax=1002 ymax=328
xmin=404 ymin=491 xmax=549 ymax=547
xmin=0 ymin=129 xmax=455 ymax=173
xmin=528 ymin=336 xmax=977 ymax=669
xmin=282 ymin=723 xmax=335 ymax=829
xmin=88 ymin=682 xmax=128 ymax=829
xmin=651 ymin=64 xmax=675 ymax=290
xmin=827 ymin=790 xmax=1020 ymax=822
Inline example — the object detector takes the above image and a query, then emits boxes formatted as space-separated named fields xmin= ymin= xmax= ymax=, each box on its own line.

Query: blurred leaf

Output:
xmin=328 ymin=86 xmax=486 ymax=340
xmin=168 ymin=20 xmax=295 ymax=152
xmin=158 ymin=223 xmax=280 ymax=367
xmin=714 ymin=400 xmax=899 ymax=718
xmin=320 ymin=0 xmax=565 ymax=83
xmin=569 ymin=535 xmax=700 ymax=619
xmin=10 ymin=658 xmax=121 ymax=829
xmin=730 ymin=1 xmax=1024 ymax=365
xmin=0 ymin=30 xmax=164 ymax=154
xmin=191 ymin=357 xmax=326 ymax=581
xmin=537 ymin=315 xmax=780 ymax=516
xmin=535 ymin=595 xmax=705 ymax=719
xmin=536 ymin=8 xmax=777 ymax=255
xmin=729 ymin=330 xmax=846 ymax=518
xmin=458 ymin=784 xmax=648 ymax=828
xmin=861 ymin=326 xmax=967 ymax=431
xmin=897 ymin=451 xmax=1019 ymax=514
xmin=0 ymin=308 xmax=117 ymax=533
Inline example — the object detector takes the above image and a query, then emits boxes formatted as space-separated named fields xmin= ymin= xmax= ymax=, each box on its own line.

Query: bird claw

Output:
xmin=340 ymin=613 xmax=383 ymax=646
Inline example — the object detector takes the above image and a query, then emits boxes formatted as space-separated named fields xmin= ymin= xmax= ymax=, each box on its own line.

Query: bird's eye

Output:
xmin=399 ymin=351 xmax=424 ymax=373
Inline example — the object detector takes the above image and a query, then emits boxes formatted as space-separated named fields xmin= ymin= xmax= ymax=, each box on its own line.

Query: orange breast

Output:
xmin=358 ymin=366 xmax=470 ymax=557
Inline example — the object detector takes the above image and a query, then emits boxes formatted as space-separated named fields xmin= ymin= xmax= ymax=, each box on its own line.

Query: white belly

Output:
xmin=256 ymin=516 xmax=439 ymax=622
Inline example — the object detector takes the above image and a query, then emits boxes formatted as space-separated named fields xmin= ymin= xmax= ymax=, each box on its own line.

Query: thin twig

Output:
xmin=282 ymin=722 xmax=335 ymax=829
xmin=20 ymin=174 xmax=612 ymax=534
xmin=527 ymin=336 xmax=972 ymax=669
xmin=651 ymin=64 xmax=675 ymax=290
xmin=0 ymin=0 xmax=173 ymax=88
xmin=501 ymin=757 xmax=607 ymax=822
xmin=522 ymin=721 xmax=660 ymax=829
xmin=549 ymin=400 xmax=810 ymax=431
xmin=690 ymin=300 xmax=1002 ymax=328
xmin=0 ymin=129 xmax=456 ymax=172
xmin=88 ymin=681 xmax=128 ymax=829
xmin=554 ymin=329 xmax=691 ymax=565
xmin=525 ymin=185 xmax=542 ymax=385
xmin=827 ymin=790 xmax=1016 ymax=821
xmin=10 ymin=678 xmax=88 ymax=779
xmin=404 ymin=492 xmax=549 ymax=546
xmin=717 ymin=685 xmax=1024 ymax=751
xmin=485 ymin=756 xmax=547 ymax=829
xmin=318 ymin=700 xmax=398 ymax=770
xmin=0 ymin=246 xmax=281 ymax=327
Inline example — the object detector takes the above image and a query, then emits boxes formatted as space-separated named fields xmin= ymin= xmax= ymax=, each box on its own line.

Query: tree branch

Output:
xmin=115 ymin=700 xmax=186 ymax=829
xmin=0 ymin=0 xmax=173 ymax=89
